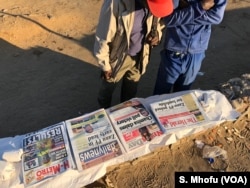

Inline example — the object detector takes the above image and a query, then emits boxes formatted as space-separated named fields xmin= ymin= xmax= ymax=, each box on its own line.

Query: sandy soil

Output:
xmin=0 ymin=0 xmax=250 ymax=187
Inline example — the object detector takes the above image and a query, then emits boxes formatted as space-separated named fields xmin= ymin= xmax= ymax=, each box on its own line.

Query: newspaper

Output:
xmin=106 ymin=98 xmax=163 ymax=152
xmin=150 ymin=92 xmax=209 ymax=133
xmin=65 ymin=108 xmax=125 ymax=171
xmin=22 ymin=122 xmax=74 ymax=187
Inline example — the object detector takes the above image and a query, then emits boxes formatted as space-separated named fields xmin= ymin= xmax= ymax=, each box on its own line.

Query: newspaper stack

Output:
xmin=150 ymin=92 xmax=208 ymax=133
xmin=65 ymin=108 xmax=125 ymax=171
xmin=106 ymin=98 xmax=163 ymax=152
xmin=22 ymin=122 xmax=74 ymax=187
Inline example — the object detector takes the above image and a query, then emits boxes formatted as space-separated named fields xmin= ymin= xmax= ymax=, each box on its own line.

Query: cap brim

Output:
xmin=147 ymin=0 xmax=174 ymax=18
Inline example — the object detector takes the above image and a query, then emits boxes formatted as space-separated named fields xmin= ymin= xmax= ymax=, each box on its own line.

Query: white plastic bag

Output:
xmin=2 ymin=149 xmax=23 ymax=162
xmin=0 ymin=160 xmax=16 ymax=181
xmin=202 ymin=145 xmax=228 ymax=161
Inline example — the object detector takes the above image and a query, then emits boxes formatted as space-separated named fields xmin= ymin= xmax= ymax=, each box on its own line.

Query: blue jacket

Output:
xmin=164 ymin=0 xmax=227 ymax=54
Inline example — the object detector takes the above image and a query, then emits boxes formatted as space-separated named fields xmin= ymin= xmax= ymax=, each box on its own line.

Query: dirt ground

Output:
xmin=0 ymin=0 xmax=250 ymax=187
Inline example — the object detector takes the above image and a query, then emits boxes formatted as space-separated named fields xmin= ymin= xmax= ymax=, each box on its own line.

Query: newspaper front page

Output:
xmin=106 ymin=98 xmax=163 ymax=152
xmin=65 ymin=108 xmax=125 ymax=171
xmin=22 ymin=122 xmax=74 ymax=187
xmin=150 ymin=92 xmax=208 ymax=133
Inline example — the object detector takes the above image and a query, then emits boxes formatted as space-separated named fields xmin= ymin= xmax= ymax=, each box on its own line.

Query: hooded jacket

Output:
xmin=94 ymin=0 xmax=164 ymax=75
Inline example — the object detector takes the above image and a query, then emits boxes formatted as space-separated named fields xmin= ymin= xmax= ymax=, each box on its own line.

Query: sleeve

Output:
xmin=93 ymin=0 xmax=118 ymax=71
xmin=193 ymin=0 xmax=227 ymax=25
xmin=164 ymin=0 xmax=227 ymax=27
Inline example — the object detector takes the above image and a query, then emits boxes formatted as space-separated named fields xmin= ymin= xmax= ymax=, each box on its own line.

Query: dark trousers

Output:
xmin=98 ymin=55 xmax=141 ymax=109
xmin=98 ymin=79 xmax=138 ymax=109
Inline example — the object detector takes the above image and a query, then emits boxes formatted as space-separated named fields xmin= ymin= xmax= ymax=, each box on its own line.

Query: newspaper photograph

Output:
xmin=65 ymin=108 xmax=125 ymax=171
xmin=22 ymin=122 xmax=74 ymax=187
xmin=106 ymin=98 xmax=163 ymax=152
xmin=150 ymin=92 xmax=208 ymax=133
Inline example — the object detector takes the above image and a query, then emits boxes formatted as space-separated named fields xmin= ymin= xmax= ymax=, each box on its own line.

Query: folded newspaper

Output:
xmin=150 ymin=92 xmax=209 ymax=134
xmin=106 ymin=98 xmax=163 ymax=152
xmin=21 ymin=121 xmax=74 ymax=187
xmin=65 ymin=108 xmax=125 ymax=171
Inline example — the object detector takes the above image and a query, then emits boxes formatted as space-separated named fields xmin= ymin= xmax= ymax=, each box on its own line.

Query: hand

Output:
xmin=178 ymin=0 xmax=189 ymax=9
xmin=201 ymin=0 xmax=215 ymax=10
xmin=101 ymin=69 xmax=112 ymax=80
xmin=146 ymin=31 xmax=160 ymax=47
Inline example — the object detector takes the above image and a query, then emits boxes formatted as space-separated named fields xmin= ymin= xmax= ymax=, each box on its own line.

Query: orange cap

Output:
xmin=147 ymin=0 xmax=174 ymax=18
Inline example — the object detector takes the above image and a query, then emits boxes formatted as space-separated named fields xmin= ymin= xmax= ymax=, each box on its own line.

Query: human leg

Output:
xmin=121 ymin=79 xmax=139 ymax=102
xmin=97 ymin=55 xmax=137 ymax=108
xmin=153 ymin=56 xmax=173 ymax=95
xmin=153 ymin=59 xmax=173 ymax=95
xmin=120 ymin=55 xmax=141 ymax=102
xmin=97 ymin=79 xmax=117 ymax=109
xmin=153 ymin=50 xmax=183 ymax=95
xmin=173 ymin=75 xmax=192 ymax=92
xmin=172 ymin=52 xmax=205 ymax=92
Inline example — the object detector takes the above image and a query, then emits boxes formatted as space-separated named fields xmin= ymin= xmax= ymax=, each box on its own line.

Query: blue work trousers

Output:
xmin=153 ymin=49 xmax=205 ymax=95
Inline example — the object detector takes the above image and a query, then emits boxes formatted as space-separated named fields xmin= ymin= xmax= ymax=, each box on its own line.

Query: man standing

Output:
xmin=94 ymin=0 xmax=173 ymax=108
xmin=153 ymin=0 xmax=227 ymax=95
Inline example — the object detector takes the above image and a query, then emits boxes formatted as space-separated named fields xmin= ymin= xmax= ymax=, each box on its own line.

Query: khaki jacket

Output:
xmin=94 ymin=0 xmax=164 ymax=75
